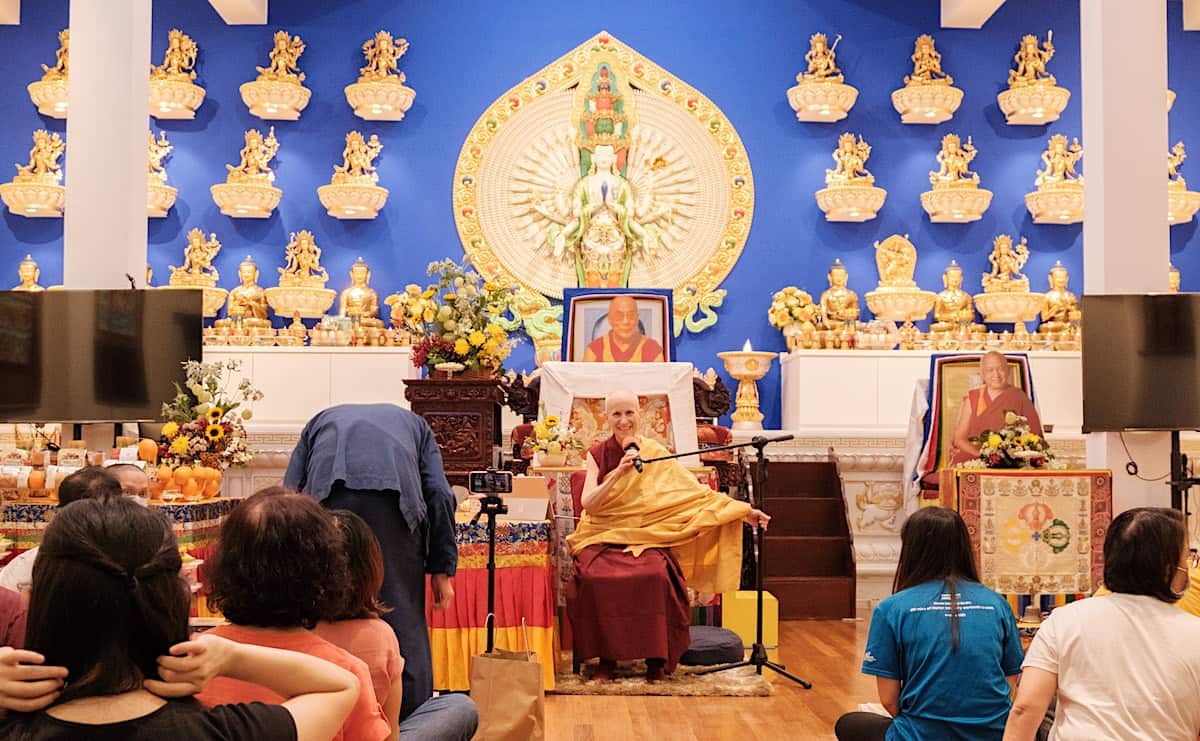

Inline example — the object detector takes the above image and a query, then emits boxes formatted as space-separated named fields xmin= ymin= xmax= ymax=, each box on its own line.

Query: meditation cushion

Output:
xmin=679 ymin=625 xmax=744 ymax=666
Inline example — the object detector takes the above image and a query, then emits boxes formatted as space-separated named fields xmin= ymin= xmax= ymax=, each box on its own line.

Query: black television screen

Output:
xmin=0 ymin=290 xmax=202 ymax=423
xmin=1081 ymin=293 xmax=1200 ymax=432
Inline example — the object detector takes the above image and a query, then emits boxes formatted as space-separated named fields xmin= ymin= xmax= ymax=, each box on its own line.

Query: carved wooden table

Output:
xmin=404 ymin=378 xmax=505 ymax=488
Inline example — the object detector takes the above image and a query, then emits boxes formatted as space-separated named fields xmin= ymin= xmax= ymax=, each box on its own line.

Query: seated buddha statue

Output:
xmin=218 ymin=256 xmax=270 ymax=330
xmin=12 ymin=255 xmax=44 ymax=292
xmin=1038 ymin=261 xmax=1079 ymax=334
xmin=338 ymin=257 xmax=383 ymax=328
xmin=819 ymin=259 xmax=860 ymax=326
xmin=931 ymin=260 xmax=980 ymax=333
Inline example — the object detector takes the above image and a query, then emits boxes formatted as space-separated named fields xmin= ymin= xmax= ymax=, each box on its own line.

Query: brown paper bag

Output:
xmin=469 ymin=623 xmax=545 ymax=741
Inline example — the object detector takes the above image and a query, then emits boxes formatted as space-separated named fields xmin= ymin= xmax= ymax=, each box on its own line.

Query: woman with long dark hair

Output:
xmin=0 ymin=496 xmax=358 ymax=740
xmin=836 ymin=507 xmax=1024 ymax=741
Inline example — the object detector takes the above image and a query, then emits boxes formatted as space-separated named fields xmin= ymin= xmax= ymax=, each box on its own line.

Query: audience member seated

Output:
xmin=105 ymin=463 xmax=151 ymax=503
xmin=0 ymin=497 xmax=358 ymax=739
xmin=566 ymin=390 xmax=770 ymax=682
xmin=314 ymin=510 xmax=477 ymax=741
xmin=0 ymin=588 xmax=24 ymax=649
xmin=198 ymin=487 xmax=391 ymax=741
xmin=1004 ymin=508 xmax=1200 ymax=741
xmin=948 ymin=351 xmax=1043 ymax=467
xmin=0 ymin=466 xmax=124 ymax=597
xmin=836 ymin=507 xmax=1024 ymax=741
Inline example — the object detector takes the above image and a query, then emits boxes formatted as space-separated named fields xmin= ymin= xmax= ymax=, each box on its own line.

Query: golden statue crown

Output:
xmin=810 ymin=32 xmax=829 ymax=46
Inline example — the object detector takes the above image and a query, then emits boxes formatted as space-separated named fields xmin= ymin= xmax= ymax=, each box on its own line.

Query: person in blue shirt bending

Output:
xmin=836 ymin=507 xmax=1024 ymax=741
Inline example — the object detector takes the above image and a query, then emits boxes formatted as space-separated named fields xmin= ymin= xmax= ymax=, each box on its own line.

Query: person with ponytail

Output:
xmin=835 ymin=507 xmax=1024 ymax=741
xmin=0 ymin=496 xmax=359 ymax=740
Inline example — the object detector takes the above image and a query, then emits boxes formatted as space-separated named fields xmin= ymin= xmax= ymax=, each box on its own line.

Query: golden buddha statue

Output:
xmin=224 ymin=256 xmax=270 ymax=327
xmin=1170 ymin=263 xmax=1181 ymax=293
xmin=931 ymin=261 xmax=978 ymax=333
xmin=820 ymin=259 xmax=860 ymax=325
xmin=1039 ymin=260 xmax=1079 ymax=334
xmin=338 ymin=257 xmax=383 ymax=328
xmin=12 ymin=255 xmax=44 ymax=292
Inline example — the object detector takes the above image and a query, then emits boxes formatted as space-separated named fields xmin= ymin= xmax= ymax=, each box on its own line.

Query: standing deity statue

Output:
xmin=905 ymin=34 xmax=952 ymax=86
xmin=1035 ymin=134 xmax=1082 ymax=189
xmin=226 ymin=127 xmax=280 ymax=185
xmin=1169 ymin=142 xmax=1188 ymax=189
xmin=981 ymin=235 xmax=1031 ymax=292
xmin=332 ymin=132 xmax=383 ymax=185
xmin=1008 ymin=31 xmax=1056 ymax=87
xmin=358 ymin=31 xmax=409 ymax=82
xmin=799 ymin=33 xmax=843 ymax=83
xmin=14 ymin=130 xmax=65 ymax=185
xmin=930 ymin=133 xmax=979 ymax=187
xmin=819 ymin=259 xmax=860 ymax=324
xmin=169 ymin=229 xmax=221 ymax=286
xmin=256 ymin=30 xmax=306 ymax=83
xmin=826 ymin=133 xmax=874 ymax=185
xmin=278 ymin=231 xmax=329 ymax=287
xmin=40 ymin=28 xmax=69 ymax=81
xmin=150 ymin=29 xmax=199 ymax=81
xmin=1039 ymin=261 xmax=1080 ymax=334
xmin=12 ymin=255 xmax=44 ymax=292
xmin=148 ymin=131 xmax=172 ymax=183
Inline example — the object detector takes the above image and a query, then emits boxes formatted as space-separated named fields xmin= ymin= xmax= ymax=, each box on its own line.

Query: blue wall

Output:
xmin=1 ymin=0 xmax=1190 ymax=428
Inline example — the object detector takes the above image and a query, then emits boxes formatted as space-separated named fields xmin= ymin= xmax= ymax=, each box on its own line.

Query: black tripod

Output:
xmin=637 ymin=435 xmax=811 ymax=688
xmin=471 ymin=494 xmax=508 ymax=652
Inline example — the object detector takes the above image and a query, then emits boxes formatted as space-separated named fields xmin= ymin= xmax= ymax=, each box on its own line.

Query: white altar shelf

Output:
xmin=780 ymin=350 xmax=1081 ymax=437
xmin=203 ymin=346 xmax=418 ymax=427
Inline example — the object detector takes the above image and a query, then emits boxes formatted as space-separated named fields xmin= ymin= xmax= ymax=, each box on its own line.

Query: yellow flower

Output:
xmin=454 ymin=338 xmax=470 ymax=355
xmin=533 ymin=423 xmax=549 ymax=441
xmin=169 ymin=436 xmax=189 ymax=456
xmin=483 ymin=339 xmax=500 ymax=355
xmin=545 ymin=415 xmax=560 ymax=429
xmin=987 ymin=434 xmax=1003 ymax=448
xmin=486 ymin=323 xmax=504 ymax=337
xmin=468 ymin=330 xmax=486 ymax=347
xmin=422 ymin=288 xmax=436 ymax=299
xmin=205 ymin=424 xmax=224 ymax=442
xmin=207 ymin=407 xmax=224 ymax=423
xmin=161 ymin=421 xmax=179 ymax=439
xmin=1028 ymin=434 xmax=1041 ymax=444
xmin=443 ymin=293 xmax=458 ymax=302
xmin=483 ymin=282 xmax=498 ymax=291
xmin=1004 ymin=411 xmax=1019 ymax=426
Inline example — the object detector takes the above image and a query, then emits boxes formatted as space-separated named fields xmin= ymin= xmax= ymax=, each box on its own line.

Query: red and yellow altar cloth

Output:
xmin=0 ymin=497 xmax=236 ymax=617
xmin=942 ymin=469 xmax=1112 ymax=598
xmin=425 ymin=515 xmax=555 ymax=691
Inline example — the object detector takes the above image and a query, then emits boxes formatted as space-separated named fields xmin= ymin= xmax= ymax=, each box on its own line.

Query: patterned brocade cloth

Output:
xmin=425 ymin=514 xmax=555 ymax=691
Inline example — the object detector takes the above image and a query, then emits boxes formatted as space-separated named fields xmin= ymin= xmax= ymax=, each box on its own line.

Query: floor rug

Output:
xmin=552 ymin=661 xmax=773 ymax=697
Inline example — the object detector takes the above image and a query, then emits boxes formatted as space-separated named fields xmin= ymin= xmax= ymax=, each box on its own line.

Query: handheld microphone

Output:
xmin=623 ymin=439 xmax=644 ymax=473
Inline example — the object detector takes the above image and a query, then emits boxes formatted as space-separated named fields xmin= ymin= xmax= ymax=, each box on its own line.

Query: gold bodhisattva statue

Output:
xmin=826 ymin=133 xmax=874 ymax=186
xmin=41 ymin=29 xmax=69 ymax=82
xmin=332 ymin=132 xmax=384 ymax=185
xmin=256 ymin=30 xmax=306 ymax=83
xmin=358 ymin=31 xmax=409 ymax=83
xmin=1036 ymin=134 xmax=1083 ymax=189
xmin=1169 ymin=142 xmax=1188 ymax=190
xmin=14 ymin=131 xmax=65 ymax=185
xmin=1008 ymin=32 xmax=1056 ymax=88
xmin=799 ymin=33 xmax=843 ymax=83
xmin=930 ymin=133 xmax=979 ymax=188
xmin=1170 ymin=263 xmax=1182 ymax=293
xmin=981 ymin=235 xmax=1030 ymax=293
xmin=278 ymin=231 xmax=329 ymax=288
xmin=12 ymin=255 xmax=44 ymax=292
xmin=148 ymin=131 xmax=172 ymax=183
xmin=226 ymin=127 xmax=280 ymax=185
xmin=150 ymin=29 xmax=199 ymax=82
xmin=169 ymin=229 xmax=221 ymax=287
xmin=905 ymin=34 xmax=952 ymax=86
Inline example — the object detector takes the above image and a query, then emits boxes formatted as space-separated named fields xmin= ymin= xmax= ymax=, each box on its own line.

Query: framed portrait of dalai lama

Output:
xmin=562 ymin=288 xmax=674 ymax=363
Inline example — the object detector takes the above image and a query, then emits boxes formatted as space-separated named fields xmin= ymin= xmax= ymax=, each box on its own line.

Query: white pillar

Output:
xmin=63 ymin=0 xmax=151 ymax=289
xmin=1080 ymin=0 xmax=1171 ymax=512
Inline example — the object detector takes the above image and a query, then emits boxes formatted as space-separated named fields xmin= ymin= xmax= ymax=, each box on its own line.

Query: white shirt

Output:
xmin=0 ymin=547 xmax=36 ymax=594
xmin=1023 ymin=593 xmax=1200 ymax=740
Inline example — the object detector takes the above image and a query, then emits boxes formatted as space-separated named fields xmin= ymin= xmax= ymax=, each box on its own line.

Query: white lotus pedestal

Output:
xmin=865 ymin=289 xmax=935 ymax=323
xmin=27 ymin=79 xmax=69 ymax=118
xmin=239 ymin=80 xmax=312 ymax=121
xmin=317 ymin=182 xmax=389 ymax=219
xmin=344 ymin=80 xmax=415 ymax=122
xmin=211 ymin=182 xmax=282 ymax=219
xmin=786 ymin=81 xmax=858 ymax=123
xmin=920 ymin=184 xmax=992 ymax=223
xmin=717 ymin=347 xmax=775 ymax=431
xmin=974 ymin=292 xmax=1045 ymax=334
xmin=1025 ymin=185 xmax=1084 ymax=225
xmin=149 ymin=79 xmax=206 ymax=120
xmin=148 ymin=181 xmax=178 ymax=218
xmin=815 ymin=183 xmax=886 ymax=222
xmin=0 ymin=182 xmax=64 ymax=218
xmin=890 ymin=84 xmax=962 ymax=125
xmin=265 ymin=286 xmax=336 ymax=319
xmin=996 ymin=84 xmax=1070 ymax=126
xmin=1168 ymin=185 xmax=1200 ymax=225
xmin=160 ymin=285 xmax=227 ymax=318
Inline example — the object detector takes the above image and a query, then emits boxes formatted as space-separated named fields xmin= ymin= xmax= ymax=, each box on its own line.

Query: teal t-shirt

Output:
xmin=862 ymin=580 xmax=1024 ymax=741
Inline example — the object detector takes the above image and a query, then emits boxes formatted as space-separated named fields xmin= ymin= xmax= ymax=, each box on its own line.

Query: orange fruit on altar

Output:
xmin=137 ymin=439 xmax=158 ymax=463
xmin=174 ymin=465 xmax=193 ymax=482
xmin=155 ymin=464 xmax=174 ymax=485
xmin=181 ymin=478 xmax=201 ymax=499
xmin=204 ymin=479 xmax=221 ymax=497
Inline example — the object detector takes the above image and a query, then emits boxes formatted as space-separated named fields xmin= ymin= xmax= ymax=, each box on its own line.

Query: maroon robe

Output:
xmin=566 ymin=435 xmax=691 ymax=670
xmin=948 ymin=385 xmax=1044 ymax=466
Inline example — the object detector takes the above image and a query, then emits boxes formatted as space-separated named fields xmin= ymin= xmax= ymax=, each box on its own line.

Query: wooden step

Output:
xmin=764 ymin=576 xmax=856 ymax=620
xmin=754 ymin=461 xmax=841 ymax=499
xmin=761 ymin=497 xmax=848 ymax=537
xmin=762 ymin=536 xmax=852 ymax=578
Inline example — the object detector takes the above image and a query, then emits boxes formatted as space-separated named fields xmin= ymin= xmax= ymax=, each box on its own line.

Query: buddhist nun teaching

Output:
xmin=566 ymin=390 xmax=771 ymax=682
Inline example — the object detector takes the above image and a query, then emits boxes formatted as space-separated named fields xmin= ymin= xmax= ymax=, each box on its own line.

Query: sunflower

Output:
xmin=169 ymin=436 xmax=190 ymax=456
xmin=545 ymin=415 xmax=560 ymax=429
xmin=454 ymin=338 xmax=470 ymax=355
xmin=205 ymin=424 xmax=225 ymax=442
xmin=161 ymin=421 xmax=179 ymax=439
xmin=468 ymin=330 xmax=486 ymax=347
xmin=207 ymin=407 xmax=224 ymax=423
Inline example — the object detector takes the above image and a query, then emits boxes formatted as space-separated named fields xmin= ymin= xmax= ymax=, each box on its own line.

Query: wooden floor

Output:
xmin=545 ymin=620 xmax=875 ymax=741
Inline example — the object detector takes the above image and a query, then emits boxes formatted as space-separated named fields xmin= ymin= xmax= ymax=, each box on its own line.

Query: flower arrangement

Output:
xmin=523 ymin=405 xmax=585 ymax=461
xmin=768 ymin=286 xmax=821 ymax=350
xmin=158 ymin=360 xmax=263 ymax=470
xmin=385 ymin=283 xmax=438 ymax=326
xmin=406 ymin=258 xmax=516 ymax=374
xmin=967 ymin=411 xmax=1052 ymax=469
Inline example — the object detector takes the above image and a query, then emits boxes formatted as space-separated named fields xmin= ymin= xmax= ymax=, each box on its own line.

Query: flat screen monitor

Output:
xmin=1081 ymin=293 xmax=1200 ymax=432
xmin=0 ymin=289 xmax=203 ymax=423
